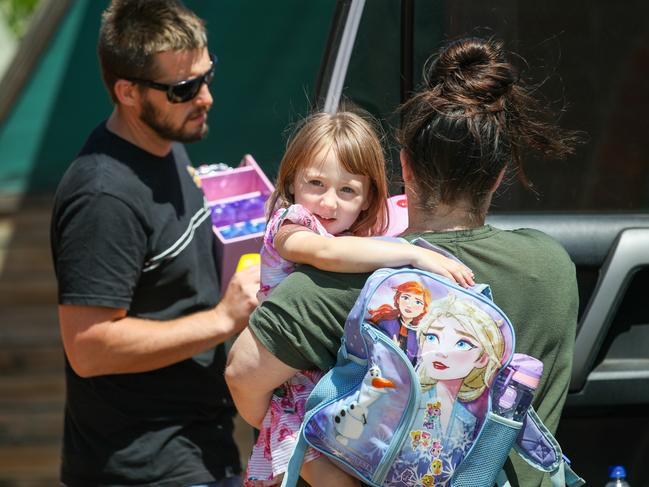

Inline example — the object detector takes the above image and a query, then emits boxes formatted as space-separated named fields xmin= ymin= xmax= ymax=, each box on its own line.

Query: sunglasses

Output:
xmin=126 ymin=53 xmax=217 ymax=103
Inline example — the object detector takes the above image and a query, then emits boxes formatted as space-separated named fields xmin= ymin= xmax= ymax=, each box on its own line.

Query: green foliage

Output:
xmin=0 ymin=0 xmax=41 ymax=38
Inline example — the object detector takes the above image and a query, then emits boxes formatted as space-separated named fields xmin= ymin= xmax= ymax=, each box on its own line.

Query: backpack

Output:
xmin=281 ymin=240 xmax=585 ymax=487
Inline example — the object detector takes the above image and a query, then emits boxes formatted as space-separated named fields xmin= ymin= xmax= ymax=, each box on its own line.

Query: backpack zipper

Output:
xmin=371 ymin=327 xmax=421 ymax=484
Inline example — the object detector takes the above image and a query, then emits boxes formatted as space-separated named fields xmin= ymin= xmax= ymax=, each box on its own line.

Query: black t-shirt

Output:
xmin=51 ymin=122 xmax=239 ymax=486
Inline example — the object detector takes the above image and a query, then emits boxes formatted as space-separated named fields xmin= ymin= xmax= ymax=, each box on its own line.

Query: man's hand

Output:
xmin=58 ymin=264 xmax=260 ymax=378
xmin=218 ymin=263 xmax=260 ymax=334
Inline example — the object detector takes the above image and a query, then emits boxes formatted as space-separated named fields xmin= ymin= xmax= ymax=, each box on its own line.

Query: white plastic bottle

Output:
xmin=605 ymin=466 xmax=630 ymax=487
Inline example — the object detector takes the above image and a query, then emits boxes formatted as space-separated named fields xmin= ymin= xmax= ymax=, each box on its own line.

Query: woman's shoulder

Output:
xmin=491 ymin=227 xmax=576 ymax=286
xmin=496 ymin=226 xmax=572 ymax=261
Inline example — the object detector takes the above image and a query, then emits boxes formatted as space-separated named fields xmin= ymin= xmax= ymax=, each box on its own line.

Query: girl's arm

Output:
xmin=274 ymin=224 xmax=474 ymax=287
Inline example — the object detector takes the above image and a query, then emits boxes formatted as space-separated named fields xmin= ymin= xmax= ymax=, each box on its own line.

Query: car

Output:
xmin=315 ymin=1 xmax=649 ymax=485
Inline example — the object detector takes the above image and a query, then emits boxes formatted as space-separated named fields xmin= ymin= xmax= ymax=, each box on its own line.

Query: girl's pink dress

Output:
xmin=245 ymin=204 xmax=328 ymax=486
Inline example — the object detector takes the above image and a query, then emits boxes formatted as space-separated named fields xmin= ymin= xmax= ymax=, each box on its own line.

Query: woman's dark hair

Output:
xmin=398 ymin=37 xmax=580 ymax=222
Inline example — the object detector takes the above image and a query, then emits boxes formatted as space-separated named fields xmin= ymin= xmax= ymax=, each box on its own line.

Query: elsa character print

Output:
xmin=369 ymin=281 xmax=432 ymax=364
xmin=384 ymin=293 xmax=504 ymax=486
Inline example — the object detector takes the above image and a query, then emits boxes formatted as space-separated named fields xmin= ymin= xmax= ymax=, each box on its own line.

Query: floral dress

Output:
xmin=245 ymin=205 xmax=329 ymax=486
xmin=257 ymin=204 xmax=331 ymax=299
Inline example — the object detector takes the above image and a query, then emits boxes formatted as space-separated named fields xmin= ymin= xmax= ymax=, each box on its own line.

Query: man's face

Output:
xmin=138 ymin=48 xmax=213 ymax=143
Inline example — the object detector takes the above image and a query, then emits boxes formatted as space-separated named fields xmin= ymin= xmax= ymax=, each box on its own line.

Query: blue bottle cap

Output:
xmin=609 ymin=465 xmax=627 ymax=478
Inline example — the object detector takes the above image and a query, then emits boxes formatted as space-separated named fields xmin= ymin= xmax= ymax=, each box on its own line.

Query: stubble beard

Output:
xmin=140 ymin=96 xmax=209 ymax=144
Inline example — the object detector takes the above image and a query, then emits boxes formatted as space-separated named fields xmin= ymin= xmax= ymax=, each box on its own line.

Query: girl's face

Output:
xmin=290 ymin=148 xmax=370 ymax=235
xmin=419 ymin=315 xmax=488 ymax=381
xmin=398 ymin=292 xmax=426 ymax=323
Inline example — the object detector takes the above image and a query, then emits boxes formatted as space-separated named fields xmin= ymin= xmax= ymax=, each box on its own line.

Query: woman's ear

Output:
xmin=113 ymin=79 xmax=140 ymax=107
xmin=400 ymin=149 xmax=413 ymax=183
xmin=491 ymin=167 xmax=507 ymax=192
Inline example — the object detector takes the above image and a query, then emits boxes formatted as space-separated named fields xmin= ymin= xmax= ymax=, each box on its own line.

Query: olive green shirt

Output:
xmin=249 ymin=225 xmax=578 ymax=487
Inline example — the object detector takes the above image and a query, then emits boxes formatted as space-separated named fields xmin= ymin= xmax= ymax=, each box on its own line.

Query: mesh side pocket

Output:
xmin=452 ymin=412 xmax=522 ymax=487
xmin=305 ymin=360 xmax=367 ymax=411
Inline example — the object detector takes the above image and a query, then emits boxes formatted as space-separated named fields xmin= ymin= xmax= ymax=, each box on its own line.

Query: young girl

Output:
xmin=245 ymin=110 xmax=474 ymax=487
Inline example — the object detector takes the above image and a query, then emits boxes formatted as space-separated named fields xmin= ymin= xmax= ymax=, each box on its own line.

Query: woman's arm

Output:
xmin=274 ymin=224 xmax=474 ymax=287
xmin=225 ymin=328 xmax=299 ymax=428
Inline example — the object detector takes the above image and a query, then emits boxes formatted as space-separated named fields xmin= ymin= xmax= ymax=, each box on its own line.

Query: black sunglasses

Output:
xmin=126 ymin=53 xmax=217 ymax=103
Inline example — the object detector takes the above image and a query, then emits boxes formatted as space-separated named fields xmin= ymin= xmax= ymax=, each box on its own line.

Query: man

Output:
xmin=50 ymin=1 xmax=259 ymax=485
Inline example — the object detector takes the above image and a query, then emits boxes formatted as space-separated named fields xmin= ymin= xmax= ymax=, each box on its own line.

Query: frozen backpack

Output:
xmin=281 ymin=240 xmax=584 ymax=487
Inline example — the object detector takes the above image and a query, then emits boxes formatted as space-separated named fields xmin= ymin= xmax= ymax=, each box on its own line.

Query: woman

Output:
xmin=227 ymin=37 xmax=579 ymax=487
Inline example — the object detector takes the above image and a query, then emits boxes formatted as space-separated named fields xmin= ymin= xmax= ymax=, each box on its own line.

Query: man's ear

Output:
xmin=400 ymin=149 xmax=413 ymax=183
xmin=113 ymin=79 xmax=140 ymax=107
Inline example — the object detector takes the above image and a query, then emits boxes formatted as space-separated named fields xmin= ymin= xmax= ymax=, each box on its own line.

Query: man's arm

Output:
xmin=59 ymin=265 xmax=259 ymax=378
xmin=225 ymin=327 xmax=298 ymax=428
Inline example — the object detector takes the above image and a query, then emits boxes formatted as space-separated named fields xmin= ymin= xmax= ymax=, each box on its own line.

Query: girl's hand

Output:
xmin=412 ymin=248 xmax=475 ymax=288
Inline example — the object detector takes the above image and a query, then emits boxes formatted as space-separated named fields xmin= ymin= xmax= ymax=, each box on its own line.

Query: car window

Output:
xmin=342 ymin=0 xmax=649 ymax=212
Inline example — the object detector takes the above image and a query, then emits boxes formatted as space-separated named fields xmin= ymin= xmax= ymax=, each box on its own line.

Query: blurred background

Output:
xmin=1 ymin=0 xmax=648 ymax=485
xmin=0 ymin=1 xmax=334 ymax=484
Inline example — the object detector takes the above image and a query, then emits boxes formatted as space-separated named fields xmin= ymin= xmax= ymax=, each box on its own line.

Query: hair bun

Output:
xmin=426 ymin=38 xmax=517 ymax=104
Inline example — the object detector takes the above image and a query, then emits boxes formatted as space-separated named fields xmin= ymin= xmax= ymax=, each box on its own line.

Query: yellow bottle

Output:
xmin=236 ymin=253 xmax=261 ymax=271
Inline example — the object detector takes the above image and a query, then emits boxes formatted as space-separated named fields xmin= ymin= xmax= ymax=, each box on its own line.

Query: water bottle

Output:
xmin=605 ymin=466 xmax=630 ymax=487
xmin=491 ymin=353 xmax=543 ymax=421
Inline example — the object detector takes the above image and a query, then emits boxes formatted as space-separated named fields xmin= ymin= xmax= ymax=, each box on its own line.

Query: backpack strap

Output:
xmin=496 ymin=407 xmax=585 ymax=487
xmin=559 ymin=460 xmax=585 ymax=487
xmin=496 ymin=461 xmax=584 ymax=487
xmin=280 ymin=422 xmax=308 ymax=487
